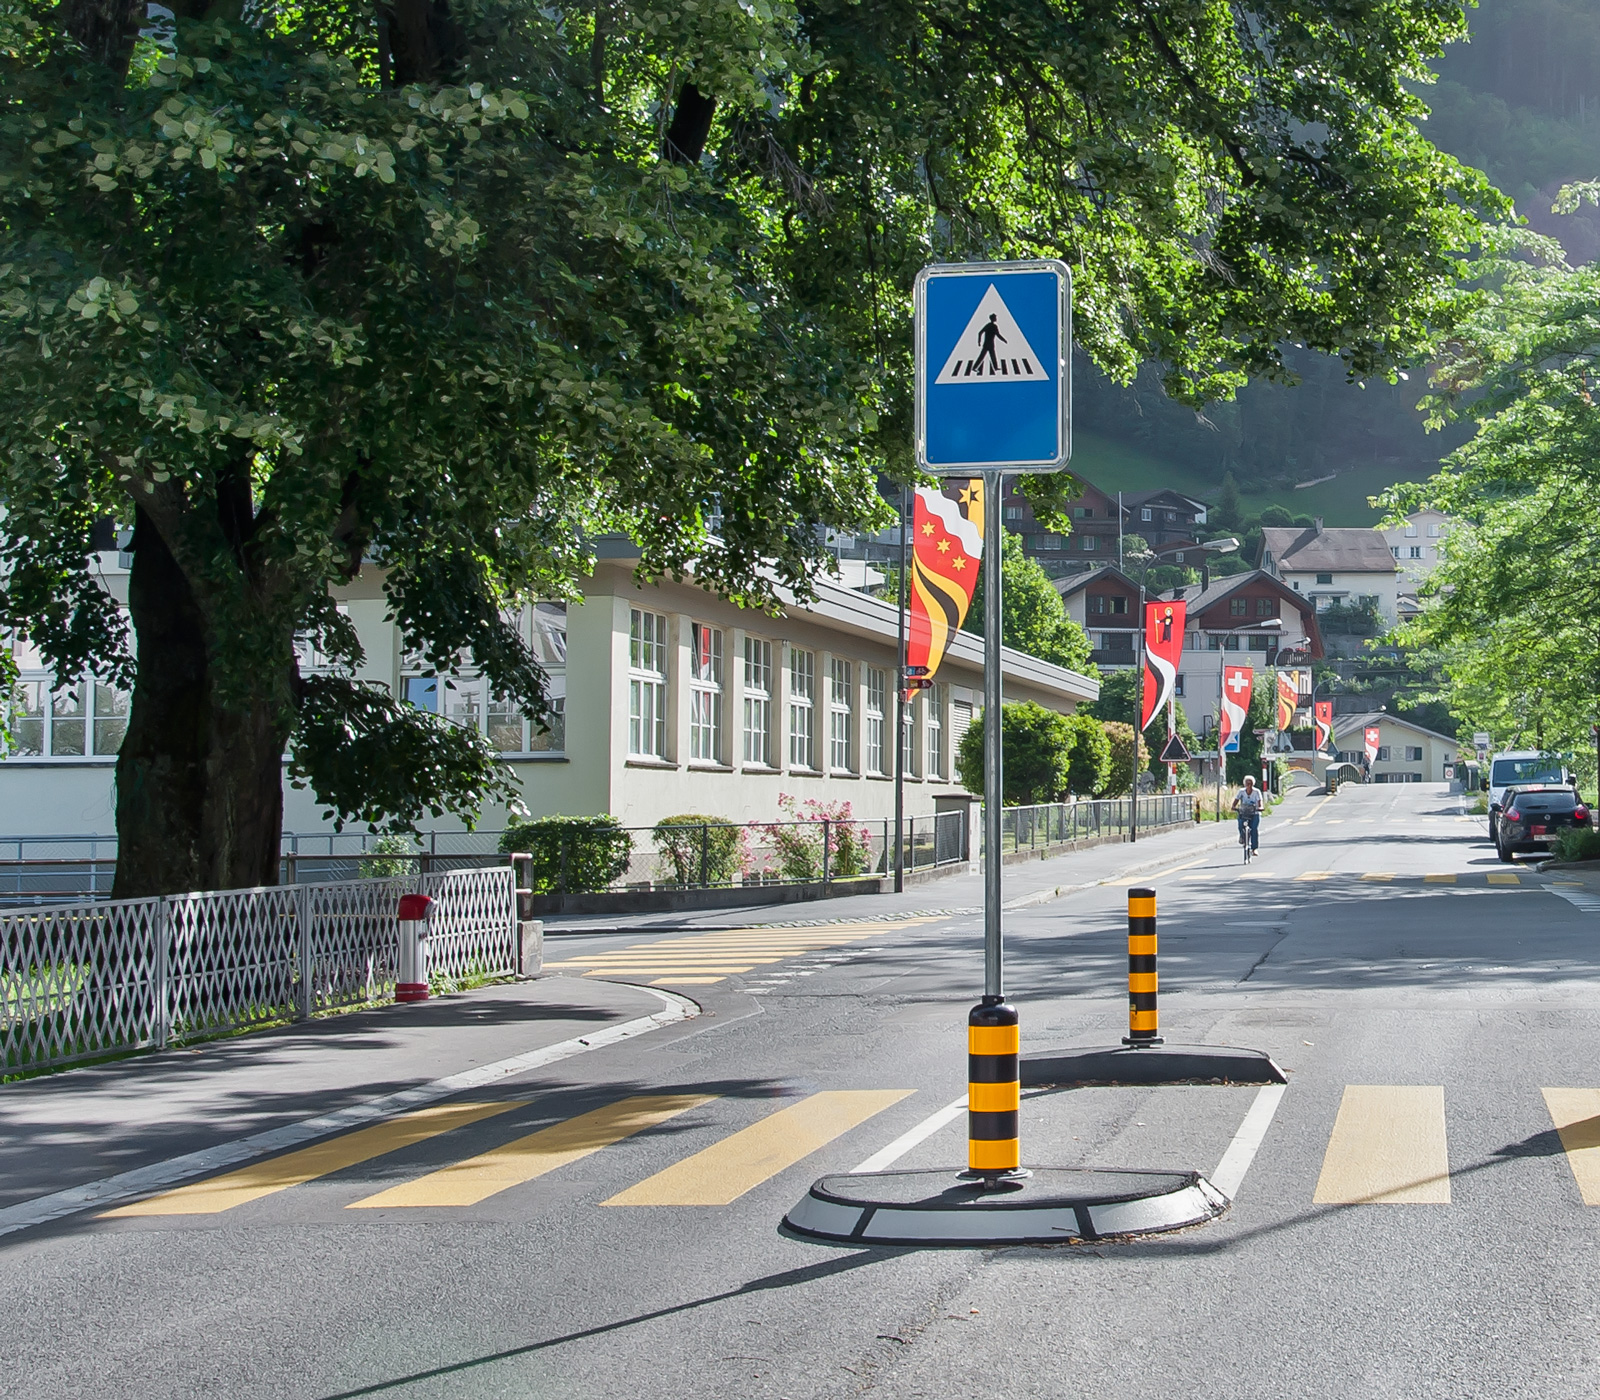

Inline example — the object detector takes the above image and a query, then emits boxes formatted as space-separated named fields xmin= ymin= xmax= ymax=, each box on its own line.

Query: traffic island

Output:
xmin=1022 ymin=1043 xmax=1286 ymax=1090
xmin=783 ymin=1166 xmax=1227 ymax=1247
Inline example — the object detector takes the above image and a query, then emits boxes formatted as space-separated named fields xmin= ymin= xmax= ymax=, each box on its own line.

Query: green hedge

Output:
xmin=1554 ymin=826 xmax=1600 ymax=862
xmin=499 ymin=815 xmax=633 ymax=893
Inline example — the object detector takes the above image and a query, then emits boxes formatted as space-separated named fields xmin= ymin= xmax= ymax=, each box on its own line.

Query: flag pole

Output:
xmin=894 ymin=483 xmax=909 ymax=893
xmin=1131 ymin=582 xmax=1144 ymax=844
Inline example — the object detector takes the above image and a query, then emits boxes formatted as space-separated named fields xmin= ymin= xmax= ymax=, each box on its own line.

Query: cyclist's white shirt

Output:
xmin=1235 ymin=788 xmax=1263 ymax=815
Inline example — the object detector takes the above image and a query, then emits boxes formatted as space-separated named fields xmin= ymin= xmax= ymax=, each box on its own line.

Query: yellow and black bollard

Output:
xmin=1124 ymin=886 xmax=1163 ymax=1046
xmin=966 ymin=997 xmax=1023 ymax=1180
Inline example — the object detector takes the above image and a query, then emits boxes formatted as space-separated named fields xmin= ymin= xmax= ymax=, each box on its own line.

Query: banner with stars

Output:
xmin=907 ymin=480 xmax=984 ymax=695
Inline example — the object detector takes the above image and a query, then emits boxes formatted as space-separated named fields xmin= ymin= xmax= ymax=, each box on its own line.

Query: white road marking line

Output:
xmin=1549 ymin=888 xmax=1600 ymax=915
xmin=850 ymin=1095 xmax=968 ymax=1174
xmin=0 ymin=989 xmax=699 ymax=1240
xmin=1210 ymin=1083 xmax=1288 ymax=1201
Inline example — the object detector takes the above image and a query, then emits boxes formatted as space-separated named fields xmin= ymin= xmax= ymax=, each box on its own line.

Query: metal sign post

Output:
xmin=915 ymin=259 xmax=1069 ymax=1184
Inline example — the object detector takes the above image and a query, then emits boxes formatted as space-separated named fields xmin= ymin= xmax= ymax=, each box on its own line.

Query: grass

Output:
xmin=1070 ymin=430 xmax=1435 ymax=528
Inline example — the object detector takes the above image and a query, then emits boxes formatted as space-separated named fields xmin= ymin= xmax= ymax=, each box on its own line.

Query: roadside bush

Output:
xmin=1096 ymin=721 xmax=1139 ymax=798
xmin=956 ymin=701 xmax=1072 ymax=805
xmin=761 ymin=795 xmax=873 ymax=881
xmin=1063 ymin=714 xmax=1112 ymax=797
xmin=499 ymin=815 xmax=633 ymax=893
xmin=1554 ymin=826 xmax=1600 ymax=862
xmin=360 ymin=832 xmax=418 ymax=879
xmin=652 ymin=815 xmax=746 ymax=886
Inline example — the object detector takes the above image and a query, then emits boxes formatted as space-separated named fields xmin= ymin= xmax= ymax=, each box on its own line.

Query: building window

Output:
xmin=1174 ymin=552 xmax=1186 ymax=563
xmin=743 ymin=637 xmax=772 ymax=765
xmin=1080 ymin=534 xmax=1095 ymax=551
xmin=1223 ymin=634 xmax=1240 ymax=651
xmin=1037 ymin=534 xmax=1064 ymax=550
xmin=1316 ymin=572 xmax=1333 ymax=585
xmin=527 ymin=602 xmax=567 ymax=753
xmin=1248 ymin=635 xmax=1269 ymax=651
xmin=1405 ymin=523 xmax=1418 ymax=537
xmin=1377 ymin=746 xmax=1391 ymax=761
xmin=1174 ymin=674 xmax=1185 ymax=698
xmin=1075 ymin=507 xmax=1092 ymax=520
xmin=789 ymin=646 xmax=815 ymax=770
xmin=1391 ymin=546 xmax=1400 ymax=558
xmin=628 ymin=608 xmax=669 ymax=758
xmin=1230 ymin=597 xmax=1248 ymax=616
xmin=1255 ymin=597 xmax=1277 ymax=617
xmin=1141 ymin=507 xmax=1152 ymax=522
xmin=925 ymin=684 xmax=945 ymax=778
xmin=8 ymin=673 xmax=131 ymax=760
xmin=1408 ymin=546 xmax=1422 ymax=559
xmin=901 ymin=697 xmax=917 ymax=776
xmin=1428 ymin=523 xmax=1441 ymax=538
xmin=1005 ymin=506 xmax=1025 ymax=521
xmin=828 ymin=657 xmax=853 ymax=772
xmin=1406 ymin=746 xmax=1423 ymax=761
xmin=865 ymin=667 xmax=887 ymax=775
xmin=1110 ymin=596 xmax=1128 ymax=615
xmin=689 ymin=623 xmax=724 ymax=763
xmin=1089 ymin=595 xmax=1107 ymax=615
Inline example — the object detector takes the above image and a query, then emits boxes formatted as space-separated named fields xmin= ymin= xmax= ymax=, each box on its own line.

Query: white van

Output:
xmin=1486 ymin=751 xmax=1571 ymax=841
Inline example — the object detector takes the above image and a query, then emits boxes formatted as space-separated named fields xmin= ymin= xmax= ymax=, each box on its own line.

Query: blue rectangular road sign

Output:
xmin=914 ymin=260 xmax=1071 ymax=475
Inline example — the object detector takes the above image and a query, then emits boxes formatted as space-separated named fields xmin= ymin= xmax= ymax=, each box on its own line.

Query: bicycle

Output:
xmin=1240 ymin=816 xmax=1253 ymax=864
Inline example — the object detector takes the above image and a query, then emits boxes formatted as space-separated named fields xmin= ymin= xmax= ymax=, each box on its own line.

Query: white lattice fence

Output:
xmin=304 ymin=876 xmax=412 ymax=1012
xmin=421 ymin=866 xmax=516 ymax=984
xmin=0 ymin=897 xmax=163 ymax=1072
xmin=165 ymin=886 xmax=301 ymax=1041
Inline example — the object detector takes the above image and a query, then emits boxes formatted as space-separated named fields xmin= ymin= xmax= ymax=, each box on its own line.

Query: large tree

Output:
xmin=0 ymin=0 xmax=1500 ymax=895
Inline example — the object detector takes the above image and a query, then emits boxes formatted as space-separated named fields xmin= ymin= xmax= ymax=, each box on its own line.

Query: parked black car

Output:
xmin=1496 ymin=785 xmax=1592 ymax=862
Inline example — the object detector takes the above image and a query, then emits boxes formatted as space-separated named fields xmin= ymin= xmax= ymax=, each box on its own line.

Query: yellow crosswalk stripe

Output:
xmin=1297 ymin=871 xmax=1332 ymax=882
xmin=348 ymin=1095 xmax=714 ymax=1209
xmin=102 ymin=1101 xmax=524 ymax=1217
xmin=1542 ymin=1089 xmax=1600 ymax=1205
xmin=1313 ymin=1086 xmax=1450 ymax=1205
xmin=1424 ymin=873 xmax=1456 ymax=884
xmin=1362 ymin=872 xmax=1395 ymax=882
xmin=602 ymin=1090 xmax=912 ymax=1206
xmin=1487 ymin=873 xmax=1521 ymax=886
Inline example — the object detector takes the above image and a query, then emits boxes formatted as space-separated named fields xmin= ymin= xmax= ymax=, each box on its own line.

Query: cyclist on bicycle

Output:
xmin=1233 ymin=775 xmax=1263 ymax=854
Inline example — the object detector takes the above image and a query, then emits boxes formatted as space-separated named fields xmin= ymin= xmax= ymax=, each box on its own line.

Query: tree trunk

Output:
xmin=112 ymin=510 xmax=290 ymax=898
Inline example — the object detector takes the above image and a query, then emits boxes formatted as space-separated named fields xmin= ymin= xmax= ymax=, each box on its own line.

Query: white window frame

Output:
xmin=789 ymin=646 xmax=816 ymax=770
xmin=865 ymin=667 xmax=887 ymax=776
xmin=828 ymin=657 xmax=853 ymax=772
xmin=925 ymin=684 xmax=945 ymax=778
xmin=628 ymin=607 xmax=669 ymax=759
xmin=743 ymin=636 xmax=773 ymax=765
xmin=689 ymin=622 xmax=724 ymax=764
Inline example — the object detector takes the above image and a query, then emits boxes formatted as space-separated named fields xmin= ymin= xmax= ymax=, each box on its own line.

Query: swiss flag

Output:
xmin=1219 ymin=665 xmax=1252 ymax=754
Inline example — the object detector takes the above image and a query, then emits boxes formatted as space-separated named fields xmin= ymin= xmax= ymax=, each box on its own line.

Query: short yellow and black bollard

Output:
xmin=966 ymin=997 xmax=1024 ymax=1181
xmin=1124 ymin=886 xmax=1163 ymax=1046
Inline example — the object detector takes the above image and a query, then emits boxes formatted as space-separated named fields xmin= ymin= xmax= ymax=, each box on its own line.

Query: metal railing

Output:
xmin=0 ymin=866 xmax=517 ymax=1074
xmin=987 ymin=795 xmax=1196 ymax=856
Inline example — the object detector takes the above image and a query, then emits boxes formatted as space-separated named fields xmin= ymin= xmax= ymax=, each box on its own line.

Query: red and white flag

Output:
xmin=1314 ymin=701 xmax=1333 ymax=754
xmin=1364 ymin=726 xmax=1381 ymax=764
xmin=1141 ymin=599 xmax=1186 ymax=730
xmin=1219 ymin=665 xmax=1252 ymax=754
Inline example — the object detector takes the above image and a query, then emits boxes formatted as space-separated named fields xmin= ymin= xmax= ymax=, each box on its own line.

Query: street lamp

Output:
xmin=1198 ymin=536 xmax=1241 ymax=591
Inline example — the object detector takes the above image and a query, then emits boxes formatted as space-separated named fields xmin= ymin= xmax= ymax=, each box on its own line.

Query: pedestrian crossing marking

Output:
xmin=348 ymin=1095 xmax=714 ymax=1209
xmin=1297 ymin=871 xmax=1332 ymax=882
xmin=1362 ymin=873 xmax=1395 ymax=883
xmin=1313 ymin=1086 xmax=1450 ymax=1205
xmin=1326 ymin=820 xmax=1344 ymax=825
xmin=1487 ymin=873 xmax=1520 ymax=886
xmin=102 ymin=1101 xmax=525 ymax=1217
xmin=602 ymin=1090 xmax=912 ymax=1207
xmin=1541 ymin=1089 xmax=1600 ymax=1205
xmin=1424 ymin=873 xmax=1456 ymax=885
xmin=545 ymin=920 xmax=935 ymax=986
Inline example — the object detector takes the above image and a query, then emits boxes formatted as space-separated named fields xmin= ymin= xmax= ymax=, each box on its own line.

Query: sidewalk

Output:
xmin=0 ymin=975 xmax=677 ymax=1216
xmin=542 ymin=789 xmax=1316 ymax=936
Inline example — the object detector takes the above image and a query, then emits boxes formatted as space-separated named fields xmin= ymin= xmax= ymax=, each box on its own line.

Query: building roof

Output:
xmin=1053 ymin=563 xmax=1139 ymax=599
xmin=1162 ymin=569 xmax=1326 ymax=658
xmin=1119 ymin=488 xmax=1209 ymax=514
xmin=1332 ymin=711 xmax=1459 ymax=746
xmin=1262 ymin=525 xmax=1397 ymax=575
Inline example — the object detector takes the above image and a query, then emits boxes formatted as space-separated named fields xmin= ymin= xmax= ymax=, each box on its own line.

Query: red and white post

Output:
xmin=396 ymin=892 xmax=434 ymax=1003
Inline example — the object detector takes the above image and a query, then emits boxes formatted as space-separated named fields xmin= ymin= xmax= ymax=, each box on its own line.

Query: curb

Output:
xmin=0 ymin=987 xmax=700 ymax=1240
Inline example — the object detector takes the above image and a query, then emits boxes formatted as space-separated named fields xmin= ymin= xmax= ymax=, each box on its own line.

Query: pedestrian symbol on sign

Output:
xmin=935 ymin=285 xmax=1050 ymax=385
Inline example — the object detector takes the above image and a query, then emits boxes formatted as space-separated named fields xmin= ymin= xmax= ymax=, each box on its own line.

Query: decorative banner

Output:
xmin=1364 ymin=725 xmax=1382 ymax=764
xmin=1219 ymin=664 xmax=1252 ymax=754
xmin=1275 ymin=671 xmax=1298 ymax=732
xmin=1141 ymin=598 xmax=1187 ymax=730
xmin=906 ymin=480 xmax=983 ymax=698
xmin=1314 ymin=701 xmax=1334 ymax=754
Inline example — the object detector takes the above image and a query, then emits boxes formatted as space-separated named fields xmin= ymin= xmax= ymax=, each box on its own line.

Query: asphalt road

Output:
xmin=11 ymin=781 xmax=1600 ymax=1399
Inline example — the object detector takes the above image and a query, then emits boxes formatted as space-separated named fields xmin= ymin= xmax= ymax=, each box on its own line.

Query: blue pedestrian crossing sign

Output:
xmin=915 ymin=260 xmax=1071 ymax=475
